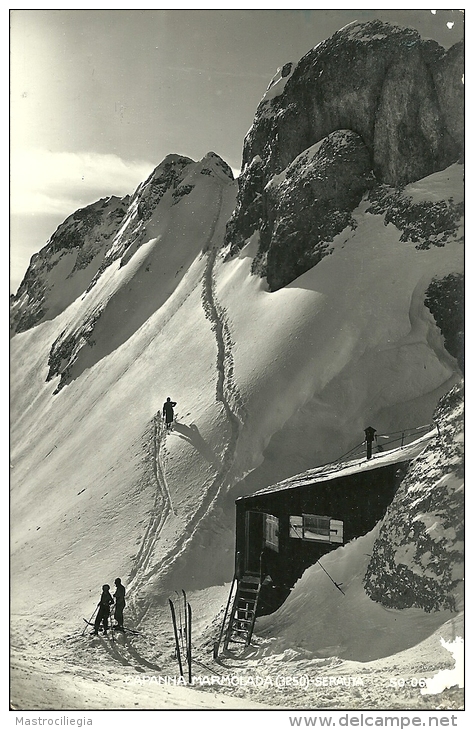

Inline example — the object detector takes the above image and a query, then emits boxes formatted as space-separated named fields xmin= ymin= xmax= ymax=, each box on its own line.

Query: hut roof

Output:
xmin=237 ymin=428 xmax=437 ymax=501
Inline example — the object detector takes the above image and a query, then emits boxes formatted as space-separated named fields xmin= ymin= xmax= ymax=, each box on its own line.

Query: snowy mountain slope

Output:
xmin=42 ymin=153 xmax=235 ymax=391
xmin=10 ymin=19 xmax=464 ymax=711
xmin=10 ymin=155 xmax=239 ymax=623
xmin=10 ymin=160 xmax=463 ymax=632
xmin=215 ymin=165 xmax=463 ymax=495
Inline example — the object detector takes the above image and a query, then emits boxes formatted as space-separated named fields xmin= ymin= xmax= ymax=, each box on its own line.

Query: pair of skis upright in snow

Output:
xmin=169 ymin=590 xmax=192 ymax=682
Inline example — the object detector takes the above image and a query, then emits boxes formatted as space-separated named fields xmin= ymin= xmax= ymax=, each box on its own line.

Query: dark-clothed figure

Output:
xmin=113 ymin=578 xmax=126 ymax=630
xmin=163 ymin=397 xmax=177 ymax=431
xmin=94 ymin=584 xmax=114 ymax=635
xmin=364 ymin=426 xmax=377 ymax=460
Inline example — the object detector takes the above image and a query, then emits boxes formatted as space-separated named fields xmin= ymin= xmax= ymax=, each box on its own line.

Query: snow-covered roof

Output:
xmin=238 ymin=429 xmax=437 ymax=500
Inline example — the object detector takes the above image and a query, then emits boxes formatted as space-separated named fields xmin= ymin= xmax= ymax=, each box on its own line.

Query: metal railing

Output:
xmin=329 ymin=422 xmax=437 ymax=466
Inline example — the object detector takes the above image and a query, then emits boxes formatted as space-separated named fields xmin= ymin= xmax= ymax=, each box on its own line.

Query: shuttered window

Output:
xmin=265 ymin=514 xmax=279 ymax=552
xmin=290 ymin=514 xmax=343 ymax=544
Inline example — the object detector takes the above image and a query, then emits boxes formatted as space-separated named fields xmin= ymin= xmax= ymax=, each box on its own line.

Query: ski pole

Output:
xmin=317 ymin=560 xmax=345 ymax=595
xmin=110 ymin=602 xmax=115 ymax=643
xmin=82 ymin=605 xmax=99 ymax=636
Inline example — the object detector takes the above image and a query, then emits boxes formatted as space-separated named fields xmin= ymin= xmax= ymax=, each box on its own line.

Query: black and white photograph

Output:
xmin=9 ymin=6 xmax=465 ymax=721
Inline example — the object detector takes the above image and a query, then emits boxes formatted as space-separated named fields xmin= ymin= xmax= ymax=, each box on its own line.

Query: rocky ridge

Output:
xmin=10 ymin=152 xmax=234 ymax=342
xmin=42 ymin=151 xmax=234 ymax=391
xmin=253 ymin=129 xmax=376 ymax=289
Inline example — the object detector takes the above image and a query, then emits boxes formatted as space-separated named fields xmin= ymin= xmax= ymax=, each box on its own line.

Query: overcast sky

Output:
xmin=10 ymin=7 xmax=464 ymax=293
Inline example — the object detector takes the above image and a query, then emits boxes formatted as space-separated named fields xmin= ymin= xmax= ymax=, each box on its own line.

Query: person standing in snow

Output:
xmin=162 ymin=397 xmax=177 ymax=432
xmin=113 ymin=578 xmax=126 ymax=631
xmin=93 ymin=584 xmax=114 ymax=635
xmin=364 ymin=426 xmax=377 ymax=460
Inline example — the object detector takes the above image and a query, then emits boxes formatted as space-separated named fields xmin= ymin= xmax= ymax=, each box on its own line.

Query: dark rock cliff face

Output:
xmin=431 ymin=40 xmax=464 ymax=154
xmin=225 ymin=20 xmax=463 ymax=290
xmin=254 ymin=130 xmax=375 ymax=290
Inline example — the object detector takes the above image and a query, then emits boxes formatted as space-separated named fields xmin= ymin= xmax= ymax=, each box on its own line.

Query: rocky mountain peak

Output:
xmin=133 ymin=154 xmax=194 ymax=219
xmin=225 ymin=20 xmax=463 ymax=290
xmin=197 ymin=151 xmax=234 ymax=181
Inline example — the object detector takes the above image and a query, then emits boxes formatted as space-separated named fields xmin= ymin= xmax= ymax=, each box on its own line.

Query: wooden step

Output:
xmin=223 ymin=574 xmax=262 ymax=651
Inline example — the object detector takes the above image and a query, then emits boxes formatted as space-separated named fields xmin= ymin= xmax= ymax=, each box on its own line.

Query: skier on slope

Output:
xmin=162 ymin=397 xmax=177 ymax=432
xmin=113 ymin=578 xmax=126 ymax=631
xmin=93 ymin=584 xmax=114 ymax=635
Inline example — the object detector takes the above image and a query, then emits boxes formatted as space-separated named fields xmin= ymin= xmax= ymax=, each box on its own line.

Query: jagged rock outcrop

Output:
xmin=253 ymin=129 xmax=375 ymax=290
xmin=82 ymin=152 xmax=233 ymax=279
xmin=89 ymin=154 xmax=196 ymax=277
xmin=425 ymin=273 xmax=464 ymax=373
xmin=363 ymin=382 xmax=464 ymax=612
xmin=225 ymin=20 xmax=463 ymax=290
xmin=10 ymin=196 xmax=129 ymax=333
xmin=366 ymin=169 xmax=464 ymax=249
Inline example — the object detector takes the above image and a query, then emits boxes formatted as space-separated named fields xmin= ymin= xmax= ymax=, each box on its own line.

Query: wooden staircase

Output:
xmin=223 ymin=574 xmax=262 ymax=649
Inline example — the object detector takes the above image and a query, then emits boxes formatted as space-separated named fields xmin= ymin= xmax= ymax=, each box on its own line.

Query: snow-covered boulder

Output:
xmin=363 ymin=382 xmax=464 ymax=612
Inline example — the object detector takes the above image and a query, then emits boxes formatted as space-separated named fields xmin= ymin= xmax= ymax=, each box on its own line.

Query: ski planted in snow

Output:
xmin=169 ymin=592 xmax=192 ymax=681
xmin=169 ymin=598 xmax=184 ymax=678
xmin=182 ymin=589 xmax=188 ymax=651
xmin=186 ymin=602 xmax=192 ymax=683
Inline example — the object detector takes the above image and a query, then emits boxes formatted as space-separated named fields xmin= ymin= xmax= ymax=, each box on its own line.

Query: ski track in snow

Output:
xmin=128 ymin=415 xmax=173 ymax=586
xmin=133 ymin=185 xmax=246 ymax=589
xmin=201 ymin=194 xmax=247 ymax=431
xmin=96 ymin=183 xmax=246 ymax=672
